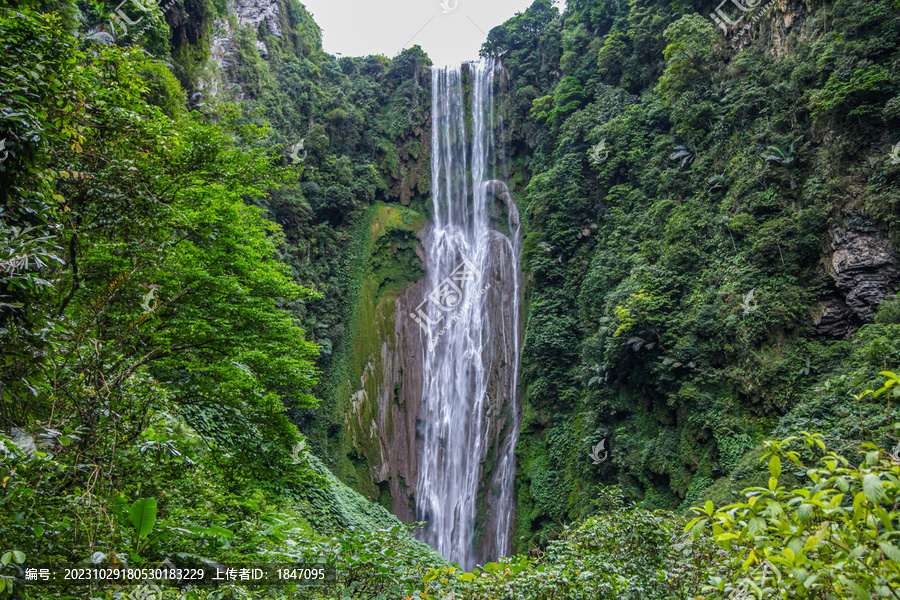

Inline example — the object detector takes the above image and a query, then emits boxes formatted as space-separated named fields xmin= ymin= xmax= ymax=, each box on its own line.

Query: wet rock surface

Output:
xmin=368 ymin=277 xmax=428 ymax=524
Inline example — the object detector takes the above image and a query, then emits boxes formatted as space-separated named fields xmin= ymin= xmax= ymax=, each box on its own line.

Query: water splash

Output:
xmin=415 ymin=59 xmax=521 ymax=569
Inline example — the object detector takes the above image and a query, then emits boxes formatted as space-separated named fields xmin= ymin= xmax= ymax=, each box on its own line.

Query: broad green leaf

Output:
xmin=690 ymin=517 xmax=708 ymax=539
xmin=685 ymin=516 xmax=703 ymax=531
xmin=875 ymin=506 xmax=893 ymax=531
xmin=129 ymin=498 xmax=157 ymax=539
xmin=769 ymin=454 xmax=781 ymax=479
xmin=748 ymin=517 xmax=766 ymax=535
xmin=12 ymin=550 xmax=24 ymax=564
xmin=879 ymin=542 xmax=900 ymax=563
xmin=207 ymin=525 xmax=233 ymax=539
xmin=847 ymin=579 xmax=872 ymax=600
xmin=866 ymin=451 xmax=879 ymax=466
xmin=863 ymin=474 xmax=885 ymax=505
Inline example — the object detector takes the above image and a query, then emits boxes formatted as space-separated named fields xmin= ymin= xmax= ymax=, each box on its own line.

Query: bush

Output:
xmin=874 ymin=297 xmax=900 ymax=325
xmin=427 ymin=486 xmax=721 ymax=600
xmin=687 ymin=373 xmax=900 ymax=598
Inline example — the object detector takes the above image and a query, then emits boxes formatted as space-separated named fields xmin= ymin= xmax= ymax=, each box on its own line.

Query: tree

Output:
xmin=657 ymin=15 xmax=718 ymax=104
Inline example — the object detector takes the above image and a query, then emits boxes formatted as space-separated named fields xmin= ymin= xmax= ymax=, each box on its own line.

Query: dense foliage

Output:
xmin=0 ymin=4 xmax=436 ymax=599
xmin=2 ymin=0 xmax=900 ymax=598
xmin=479 ymin=0 xmax=900 ymax=551
xmin=210 ymin=0 xmax=433 ymax=481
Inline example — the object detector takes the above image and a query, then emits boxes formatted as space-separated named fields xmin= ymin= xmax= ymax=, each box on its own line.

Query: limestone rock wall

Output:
xmin=209 ymin=0 xmax=283 ymax=69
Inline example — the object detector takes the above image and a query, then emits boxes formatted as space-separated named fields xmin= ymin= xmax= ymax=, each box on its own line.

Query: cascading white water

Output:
xmin=413 ymin=59 xmax=521 ymax=570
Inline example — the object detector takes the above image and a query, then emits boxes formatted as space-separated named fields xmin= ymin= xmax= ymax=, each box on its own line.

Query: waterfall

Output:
xmin=412 ymin=59 xmax=521 ymax=570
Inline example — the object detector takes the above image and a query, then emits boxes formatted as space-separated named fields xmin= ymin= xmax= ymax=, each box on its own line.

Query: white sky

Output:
xmin=298 ymin=0 xmax=542 ymax=66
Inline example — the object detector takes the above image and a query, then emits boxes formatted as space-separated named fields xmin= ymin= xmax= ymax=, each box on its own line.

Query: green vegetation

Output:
xmin=0 ymin=4 xmax=434 ymax=599
xmin=480 ymin=0 xmax=900 ymax=552
xmin=216 ymin=0 xmax=433 ymax=481
xmin=2 ymin=0 xmax=900 ymax=598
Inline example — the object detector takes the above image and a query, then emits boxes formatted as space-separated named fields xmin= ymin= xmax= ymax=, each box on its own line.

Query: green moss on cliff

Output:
xmin=306 ymin=203 xmax=425 ymax=501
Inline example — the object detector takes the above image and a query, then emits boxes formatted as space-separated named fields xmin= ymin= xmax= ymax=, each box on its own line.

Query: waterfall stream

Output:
xmin=413 ymin=60 xmax=521 ymax=569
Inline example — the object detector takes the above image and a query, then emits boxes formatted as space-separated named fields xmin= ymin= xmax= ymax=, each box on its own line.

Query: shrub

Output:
xmin=687 ymin=372 xmax=900 ymax=599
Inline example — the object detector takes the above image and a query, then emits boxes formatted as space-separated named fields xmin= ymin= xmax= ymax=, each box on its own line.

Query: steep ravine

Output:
xmin=196 ymin=0 xmax=900 ymax=561
xmin=10 ymin=0 xmax=900 ymax=596
xmin=337 ymin=62 xmax=524 ymax=566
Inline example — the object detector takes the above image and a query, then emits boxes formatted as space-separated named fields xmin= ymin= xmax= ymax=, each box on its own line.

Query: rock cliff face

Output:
xmin=323 ymin=203 xmax=428 ymax=521
xmin=815 ymin=211 xmax=900 ymax=338
xmin=209 ymin=0 xmax=283 ymax=68
xmin=347 ymin=274 xmax=427 ymax=523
